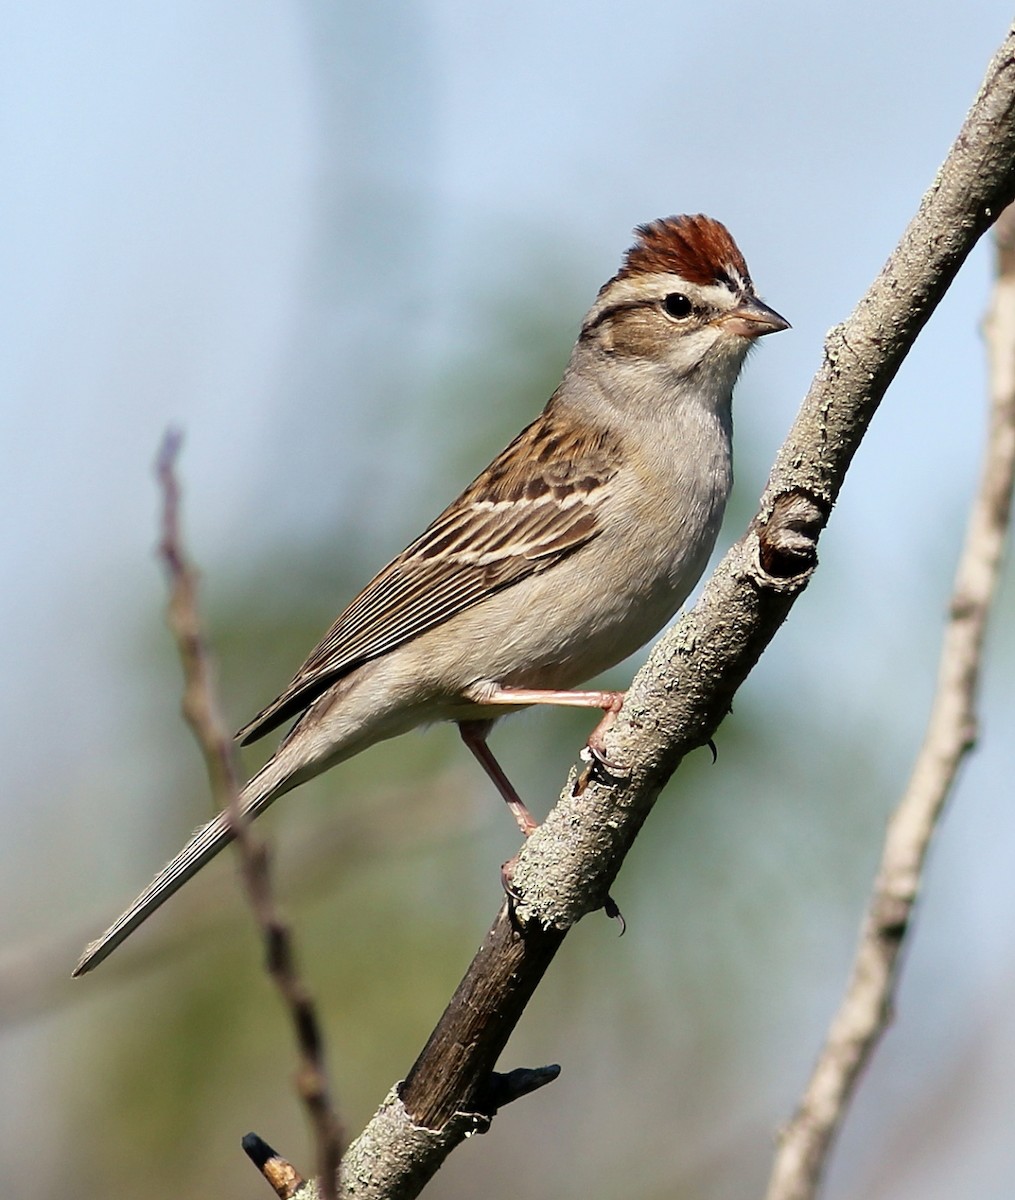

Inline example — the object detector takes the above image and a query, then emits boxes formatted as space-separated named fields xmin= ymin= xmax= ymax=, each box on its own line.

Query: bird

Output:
xmin=74 ymin=214 xmax=788 ymax=976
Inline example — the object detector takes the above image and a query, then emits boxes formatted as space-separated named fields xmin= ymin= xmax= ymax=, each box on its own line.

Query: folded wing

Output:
xmin=237 ymin=410 xmax=622 ymax=744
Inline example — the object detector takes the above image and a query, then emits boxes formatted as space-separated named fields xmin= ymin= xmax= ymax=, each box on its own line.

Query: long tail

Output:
xmin=73 ymin=757 xmax=296 ymax=976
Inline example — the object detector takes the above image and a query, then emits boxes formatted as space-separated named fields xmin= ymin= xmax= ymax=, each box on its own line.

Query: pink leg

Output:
xmin=458 ymin=720 xmax=539 ymax=837
xmin=466 ymin=685 xmax=627 ymax=771
xmin=472 ymin=686 xmax=633 ymax=777
xmin=459 ymin=711 xmax=627 ymax=927
xmin=467 ymin=685 xmax=625 ymax=712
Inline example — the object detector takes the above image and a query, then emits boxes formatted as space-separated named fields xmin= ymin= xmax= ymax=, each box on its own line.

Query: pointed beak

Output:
xmin=719 ymin=296 xmax=791 ymax=340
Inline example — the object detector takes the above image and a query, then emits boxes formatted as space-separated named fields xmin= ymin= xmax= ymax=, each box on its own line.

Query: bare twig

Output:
xmin=155 ymin=433 xmax=345 ymax=1198
xmin=763 ymin=207 xmax=1015 ymax=1200
xmin=1 ymin=780 xmax=472 ymax=1028
xmin=244 ymin=1132 xmax=318 ymax=1199
xmin=332 ymin=25 xmax=1015 ymax=1199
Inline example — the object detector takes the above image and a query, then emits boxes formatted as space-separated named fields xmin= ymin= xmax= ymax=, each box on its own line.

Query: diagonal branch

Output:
xmin=304 ymin=22 xmax=1015 ymax=1200
xmin=326 ymin=24 xmax=1015 ymax=1200
xmin=155 ymin=434 xmax=346 ymax=1200
xmin=763 ymin=205 xmax=1015 ymax=1200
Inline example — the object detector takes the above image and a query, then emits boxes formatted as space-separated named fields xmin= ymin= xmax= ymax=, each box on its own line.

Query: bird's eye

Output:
xmin=663 ymin=293 xmax=693 ymax=319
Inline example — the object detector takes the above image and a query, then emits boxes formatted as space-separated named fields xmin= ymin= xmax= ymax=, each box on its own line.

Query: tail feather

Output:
xmin=73 ymin=764 xmax=288 ymax=977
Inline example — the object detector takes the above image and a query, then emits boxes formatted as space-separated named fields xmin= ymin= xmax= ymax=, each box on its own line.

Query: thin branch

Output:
xmin=155 ymin=433 xmax=345 ymax=1198
xmin=2 ymin=780 xmax=472 ymax=1029
xmin=244 ymin=1133 xmax=319 ymax=1200
xmin=331 ymin=24 xmax=1015 ymax=1199
xmin=763 ymin=206 xmax=1015 ymax=1200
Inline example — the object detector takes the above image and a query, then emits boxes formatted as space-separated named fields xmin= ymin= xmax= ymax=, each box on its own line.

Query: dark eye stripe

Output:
xmin=580 ymin=298 xmax=655 ymax=335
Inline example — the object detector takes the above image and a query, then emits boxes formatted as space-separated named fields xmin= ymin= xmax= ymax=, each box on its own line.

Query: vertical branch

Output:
xmin=155 ymin=433 xmax=345 ymax=1199
xmin=764 ymin=208 xmax=1015 ymax=1200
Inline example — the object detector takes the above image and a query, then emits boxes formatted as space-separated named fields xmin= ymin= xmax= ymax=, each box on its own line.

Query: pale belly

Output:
xmin=421 ymin=499 xmax=722 ymax=721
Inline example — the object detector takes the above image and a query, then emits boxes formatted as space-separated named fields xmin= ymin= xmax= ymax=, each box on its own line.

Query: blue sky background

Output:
xmin=2 ymin=4 xmax=1014 ymax=1198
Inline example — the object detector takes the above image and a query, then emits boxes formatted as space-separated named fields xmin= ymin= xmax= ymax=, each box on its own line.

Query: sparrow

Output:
xmin=74 ymin=214 xmax=788 ymax=975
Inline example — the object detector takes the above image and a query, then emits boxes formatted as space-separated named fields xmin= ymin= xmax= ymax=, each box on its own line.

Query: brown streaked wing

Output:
xmin=236 ymin=410 xmax=622 ymax=744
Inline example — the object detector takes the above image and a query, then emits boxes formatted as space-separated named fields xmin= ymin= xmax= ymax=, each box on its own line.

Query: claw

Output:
xmin=604 ymin=894 xmax=626 ymax=935
xmin=588 ymin=742 xmax=628 ymax=775
xmin=501 ymin=856 xmax=523 ymax=903
xmin=573 ymin=742 xmax=630 ymax=795
xmin=587 ymin=742 xmax=631 ymax=785
xmin=706 ymin=738 xmax=718 ymax=764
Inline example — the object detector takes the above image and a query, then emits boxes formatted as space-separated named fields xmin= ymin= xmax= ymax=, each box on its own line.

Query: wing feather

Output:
xmin=237 ymin=409 xmax=621 ymax=744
